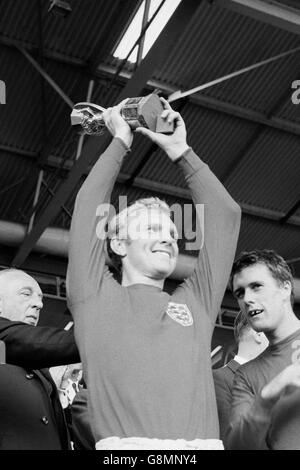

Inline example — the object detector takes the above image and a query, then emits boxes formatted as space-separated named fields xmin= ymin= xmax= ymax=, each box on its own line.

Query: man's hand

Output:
xmin=261 ymin=363 xmax=300 ymax=404
xmin=135 ymin=98 xmax=189 ymax=162
xmin=102 ymin=100 xmax=133 ymax=149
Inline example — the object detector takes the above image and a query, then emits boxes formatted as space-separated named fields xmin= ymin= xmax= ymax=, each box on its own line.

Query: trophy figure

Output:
xmin=70 ymin=94 xmax=174 ymax=135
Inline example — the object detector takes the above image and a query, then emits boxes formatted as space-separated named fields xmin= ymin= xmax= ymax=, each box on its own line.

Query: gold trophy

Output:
xmin=70 ymin=94 xmax=174 ymax=135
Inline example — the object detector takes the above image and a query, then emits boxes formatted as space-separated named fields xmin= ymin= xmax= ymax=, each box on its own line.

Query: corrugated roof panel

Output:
xmin=0 ymin=1 xmax=141 ymax=61
xmin=43 ymin=0 xmax=141 ymax=60
xmin=1 ymin=48 xmax=88 ymax=154
xmin=44 ymin=1 xmax=114 ymax=59
xmin=277 ymin=94 xmax=300 ymax=123
xmin=138 ymin=147 xmax=186 ymax=187
xmin=0 ymin=0 xmax=39 ymax=44
xmin=152 ymin=1 xmax=300 ymax=114
xmin=1 ymin=48 xmax=112 ymax=156
xmin=41 ymin=59 xmax=106 ymax=133
xmin=237 ymin=215 xmax=300 ymax=262
xmin=1 ymin=48 xmax=43 ymax=151
xmin=90 ymin=81 xmax=124 ymax=109
xmin=131 ymin=103 xmax=258 ymax=183
xmin=0 ymin=151 xmax=36 ymax=221
xmin=226 ymin=127 xmax=300 ymax=213
xmin=274 ymin=0 xmax=300 ymax=9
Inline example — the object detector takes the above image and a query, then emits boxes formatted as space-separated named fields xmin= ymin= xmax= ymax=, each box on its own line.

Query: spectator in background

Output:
xmin=0 ymin=268 xmax=80 ymax=450
xmin=50 ymin=362 xmax=83 ymax=408
xmin=213 ymin=310 xmax=268 ymax=442
xmin=226 ymin=250 xmax=300 ymax=450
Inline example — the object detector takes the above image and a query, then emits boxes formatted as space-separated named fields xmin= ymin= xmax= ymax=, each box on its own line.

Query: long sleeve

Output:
xmin=225 ymin=368 xmax=272 ymax=450
xmin=174 ymin=148 xmax=241 ymax=324
xmin=213 ymin=368 xmax=234 ymax=442
xmin=0 ymin=317 xmax=80 ymax=369
xmin=67 ymin=138 xmax=128 ymax=307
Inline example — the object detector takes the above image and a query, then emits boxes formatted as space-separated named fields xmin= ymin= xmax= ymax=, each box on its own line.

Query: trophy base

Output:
xmin=122 ymin=94 xmax=174 ymax=134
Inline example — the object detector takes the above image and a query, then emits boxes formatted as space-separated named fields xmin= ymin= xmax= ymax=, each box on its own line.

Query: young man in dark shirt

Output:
xmin=213 ymin=310 xmax=268 ymax=442
xmin=227 ymin=250 xmax=300 ymax=450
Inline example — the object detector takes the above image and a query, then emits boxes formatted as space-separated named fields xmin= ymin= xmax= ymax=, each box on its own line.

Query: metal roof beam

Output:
xmin=0 ymin=35 xmax=85 ymax=68
xmin=280 ymin=199 xmax=300 ymax=224
xmin=220 ymin=83 xmax=297 ymax=183
xmin=214 ymin=0 xmax=300 ymax=35
xmin=117 ymin=173 xmax=300 ymax=226
xmin=182 ymin=94 xmax=300 ymax=137
xmin=0 ymin=145 xmax=37 ymax=158
xmin=98 ymin=64 xmax=300 ymax=137
xmin=84 ymin=0 xmax=143 ymax=71
xmin=2 ymin=35 xmax=300 ymax=136
xmin=12 ymin=0 xmax=200 ymax=267
xmin=0 ymin=0 xmax=140 ymax=71
xmin=2 ymin=146 xmax=299 ymax=227
xmin=17 ymin=2 xmax=141 ymax=172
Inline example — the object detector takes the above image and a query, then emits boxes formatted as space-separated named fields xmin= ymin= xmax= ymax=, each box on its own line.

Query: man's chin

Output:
xmin=154 ymin=266 xmax=175 ymax=280
xmin=249 ymin=317 xmax=265 ymax=332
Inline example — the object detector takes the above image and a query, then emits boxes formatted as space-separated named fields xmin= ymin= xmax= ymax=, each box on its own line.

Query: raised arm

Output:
xmin=176 ymin=148 xmax=240 ymax=322
xmin=67 ymin=102 xmax=133 ymax=306
xmin=0 ymin=317 xmax=80 ymax=369
xmin=137 ymin=99 xmax=241 ymax=323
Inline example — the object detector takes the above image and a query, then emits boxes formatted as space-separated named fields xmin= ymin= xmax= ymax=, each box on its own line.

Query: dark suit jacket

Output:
xmin=0 ymin=317 xmax=80 ymax=450
xmin=71 ymin=388 xmax=95 ymax=450
xmin=213 ymin=359 xmax=240 ymax=444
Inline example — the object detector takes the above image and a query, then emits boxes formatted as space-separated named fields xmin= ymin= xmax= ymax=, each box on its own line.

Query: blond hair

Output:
xmin=107 ymin=197 xmax=171 ymax=273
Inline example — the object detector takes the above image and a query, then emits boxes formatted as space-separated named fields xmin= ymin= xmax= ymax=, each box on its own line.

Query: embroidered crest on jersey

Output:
xmin=166 ymin=302 xmax=193 ymax=326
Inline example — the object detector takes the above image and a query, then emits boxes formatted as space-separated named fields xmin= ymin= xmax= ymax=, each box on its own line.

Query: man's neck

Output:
xmin=233 ymin=354 xmax=248 ymax=365
xmin=267 ymin=315 xmax=300 ymax=345
xmin=122 ymin=272 xmax=164 ymax=289
xmin=236 ymin=346 xmax=261 ymax=362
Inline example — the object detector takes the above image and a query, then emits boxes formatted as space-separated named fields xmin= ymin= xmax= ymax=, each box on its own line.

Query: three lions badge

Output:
xmin=166 ymin=302 xmax=193 ymax=327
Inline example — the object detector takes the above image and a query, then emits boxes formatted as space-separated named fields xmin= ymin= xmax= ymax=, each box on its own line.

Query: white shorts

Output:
xmin=95 ymin=436 xmax=224 ymax=450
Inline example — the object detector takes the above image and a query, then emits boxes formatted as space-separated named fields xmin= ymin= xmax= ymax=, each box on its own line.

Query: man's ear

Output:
xmin=282 ymin=281 xmax=292 ymax=300
xmin=110 ymin=237 xmax=127 ymax=257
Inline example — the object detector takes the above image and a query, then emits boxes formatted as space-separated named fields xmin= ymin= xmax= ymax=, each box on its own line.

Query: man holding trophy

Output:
xmin=67 ymin=96 xmax=241 ymax=449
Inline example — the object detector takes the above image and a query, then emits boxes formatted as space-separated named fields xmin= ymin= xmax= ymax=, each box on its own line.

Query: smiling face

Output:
xmin=0 ymin=270 xmax=43 ymax=326
xmin=115 ymin=207 xmax=179 ymax=285
xmin=232 ymin=263 xmax=292 ymax=335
